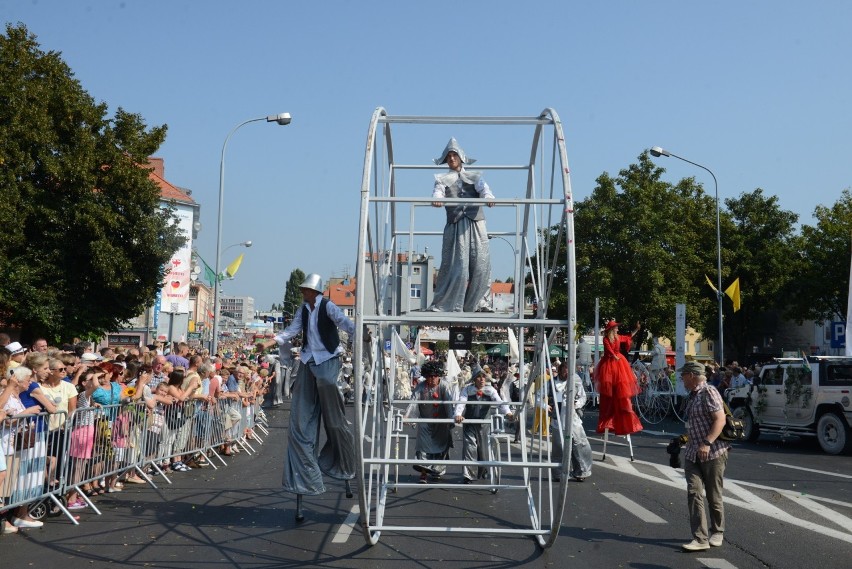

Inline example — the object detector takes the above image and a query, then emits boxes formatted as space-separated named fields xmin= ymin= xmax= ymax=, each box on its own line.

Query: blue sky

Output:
xmin=4 ymin=1 xmax=851 ymax=309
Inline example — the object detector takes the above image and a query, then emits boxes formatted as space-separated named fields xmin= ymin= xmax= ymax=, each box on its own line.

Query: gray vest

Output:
xmin=301 ymin=298 xmax=341 ymax=354
xmin=438 ymin=171 xmax=484 ymax=224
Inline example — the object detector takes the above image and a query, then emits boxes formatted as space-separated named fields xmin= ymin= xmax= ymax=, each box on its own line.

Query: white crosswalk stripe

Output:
xmin=332 ymin=504 xmax=360 ymax=543
xmin=601 ymin=492 xmax=667 ymax=524
xmin=596 ymin=451 xmax=852 ymax=545
xmin=696 ymin=558 xmax=740 ymax=569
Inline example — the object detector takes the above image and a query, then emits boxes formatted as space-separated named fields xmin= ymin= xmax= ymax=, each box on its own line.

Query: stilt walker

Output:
xmin=595 ymin=320 xmax=643 ymax=461
xmin=257 ymin=273 xmax=356 ymax=522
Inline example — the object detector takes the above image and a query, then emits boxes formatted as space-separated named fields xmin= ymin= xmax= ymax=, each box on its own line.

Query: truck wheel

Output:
xmin=816 ymin=412 xmax=852 ymax=455
xmin=732 ymin=406 xmax=759 ymax=442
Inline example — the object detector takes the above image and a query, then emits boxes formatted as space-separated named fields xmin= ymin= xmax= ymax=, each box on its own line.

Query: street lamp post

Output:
xmin=650 ymin=146 xmax=724 ymax=365
xmin=212 ymin=113 xmax=291 ymax=356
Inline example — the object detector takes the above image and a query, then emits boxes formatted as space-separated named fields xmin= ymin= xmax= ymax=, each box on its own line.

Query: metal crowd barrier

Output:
xmin=2 ymin=387 xmax=274 ymax=528
xmin=1 ymin=411 xmax=72 ymax=523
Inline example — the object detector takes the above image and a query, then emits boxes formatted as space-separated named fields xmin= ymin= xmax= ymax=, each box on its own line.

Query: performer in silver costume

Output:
xmin=257 ymin=273 xmax=355 ymax=522
xmin=429 ymin=138 xmax=494 ymax=312
xmin=454 ymin=364 xmax=512 ymax=483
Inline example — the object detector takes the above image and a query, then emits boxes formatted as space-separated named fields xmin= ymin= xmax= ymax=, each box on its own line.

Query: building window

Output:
xmin=412 ymin=266 xmax=421 ymax=275
xmin=345 ymin=308 xmax=354 ymax=317
xmin=410 ymin=284 xmax=422 ymax=298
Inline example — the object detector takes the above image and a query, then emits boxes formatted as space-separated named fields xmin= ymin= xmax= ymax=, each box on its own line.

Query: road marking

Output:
xmin=786 ymin=494 xmax=852 ymax=533
xmin=696 ymin=558 xmax=739 ymax=569
xmin=603 ymin=453 xmax=643 ymax=476
xmin=588 ymin=435 xmax=630 ymax=448
xmin=331 ymin=504 xmax=360 ymax=544
xmin=647 ymin=461 xmax=686 ymax=485
xmin=594 ymin=453 xmax=852 ymax=545
xmin=601 ymin=492 xmax=667 ymax=524
xmin=767 ymin=462 xmax=852 ymax=479
xmin=733 ymin=480 xmax=852 ymax=509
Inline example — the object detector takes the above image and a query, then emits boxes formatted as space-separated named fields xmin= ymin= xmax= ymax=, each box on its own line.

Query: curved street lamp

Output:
xmin=650 ymin=146 xmax=724 ymax=365
xmin=212 ymin=114 xmax=291 ymax=355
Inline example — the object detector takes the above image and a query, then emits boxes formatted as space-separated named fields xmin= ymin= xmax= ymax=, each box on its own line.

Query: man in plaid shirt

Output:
xmin=680 ymin=361 xmax=730 ymax=552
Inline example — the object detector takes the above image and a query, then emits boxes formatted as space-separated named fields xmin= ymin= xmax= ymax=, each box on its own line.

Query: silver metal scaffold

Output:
xmin=351 ymin=108 xmax=577 ymax=548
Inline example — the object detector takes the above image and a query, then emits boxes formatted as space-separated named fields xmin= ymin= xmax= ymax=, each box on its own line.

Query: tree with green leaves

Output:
xmin=785 ymin=188 xmax=852 ymax=324
xmin=0 ymin=24 xmax=183 ymax=341
xmin=541 ymin=153 xmax=719 ymax=341
xmin=719 ymin=189 xmax=800 ymax=359
xmin=283 ymin=269 xmax=306 ymax=317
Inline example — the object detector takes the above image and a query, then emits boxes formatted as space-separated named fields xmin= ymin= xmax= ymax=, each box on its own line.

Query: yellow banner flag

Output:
xmin=224 ymin=253 xmax=244 ymax=278
xmin=705 ymin=274 xmax=718 ymax=293
xmin=724 ymin=277 xmax=741 ymax=312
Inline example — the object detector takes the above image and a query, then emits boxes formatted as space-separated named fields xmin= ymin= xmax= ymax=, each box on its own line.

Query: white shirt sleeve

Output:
xmin=274 ymin=305 xmax=304 ymax=345
xmin=432 ymin=179 xmax=445 ymax=199
xmin=454 ymin=385 xmax=469 ymax=417
xmin=325 ymin=300 xmax=355 ymax=337
xmin=476 ymin=177 xmax=494 ymax=200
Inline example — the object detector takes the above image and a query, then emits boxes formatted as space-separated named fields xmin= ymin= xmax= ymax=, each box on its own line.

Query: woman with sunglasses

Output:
xmin=38 ymin=358 xmax=78 ymax=491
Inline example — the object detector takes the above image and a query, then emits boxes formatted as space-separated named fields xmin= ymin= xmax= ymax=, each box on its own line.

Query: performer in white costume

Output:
xmin=257 ymin=273 xmax=355 ymax=522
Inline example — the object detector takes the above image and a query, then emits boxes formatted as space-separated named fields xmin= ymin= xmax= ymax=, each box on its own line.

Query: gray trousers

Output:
xmin=685 ymin=452 xmax=728 ymax=542
xmin=551 ymin=407 xmax=593 ymax=479
xmin=282 ymin=356 xmax=355 ymax=496
xmin=430 ymin=217 xmax=491 ymax=312
xmin=461 ymin=424 xmax=488 ymax=480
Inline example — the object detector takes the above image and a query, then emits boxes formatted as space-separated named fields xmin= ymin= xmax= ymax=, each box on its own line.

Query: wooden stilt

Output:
xmin=345 ymin=479 xmax=353 ymax=499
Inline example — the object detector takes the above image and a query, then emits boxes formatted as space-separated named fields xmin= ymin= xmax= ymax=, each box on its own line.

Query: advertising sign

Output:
xmin=159 ymin=206 xmax=193 ymax=313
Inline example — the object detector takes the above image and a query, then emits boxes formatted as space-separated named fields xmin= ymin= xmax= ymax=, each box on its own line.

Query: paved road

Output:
xmin=3 ymin=403 xmax=851 ymax=569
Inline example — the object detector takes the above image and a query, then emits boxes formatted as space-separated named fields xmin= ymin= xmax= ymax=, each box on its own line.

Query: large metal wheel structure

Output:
xmin=632 ymin=361 xmax=678 ymax=425
xmin=351 ymin=108 xmax=577 ymax=548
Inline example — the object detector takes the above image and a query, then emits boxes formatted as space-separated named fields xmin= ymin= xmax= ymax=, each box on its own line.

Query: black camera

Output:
xmin=666 ymin=434 xmax=688 ymax=469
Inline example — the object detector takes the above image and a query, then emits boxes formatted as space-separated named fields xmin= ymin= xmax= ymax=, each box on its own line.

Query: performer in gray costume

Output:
xmin=257 ymin=273 xmax=355 ymax=521
xmin=550 ymin=362 xmax=593 ymax=482
xmin=454 ymin=365 xmax=512 ymax=483
xmin=405 ymin=360 xmax=457 ymax=483
xmin=429 ymin=138 xmax=494 ymax=312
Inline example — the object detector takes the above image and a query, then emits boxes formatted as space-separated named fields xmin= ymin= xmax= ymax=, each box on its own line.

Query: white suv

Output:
xmin=725 ymin=356 xmax=852 ymax=455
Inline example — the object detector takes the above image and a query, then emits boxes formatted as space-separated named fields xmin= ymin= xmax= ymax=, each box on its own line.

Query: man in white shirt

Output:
xmin=258 ymin=273 xmax=355 ymax=520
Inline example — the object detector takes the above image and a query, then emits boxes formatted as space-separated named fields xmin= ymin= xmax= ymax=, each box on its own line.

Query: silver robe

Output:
xmin=430 ymin=170 xmax=492 ymax=312
xmin=282 ymin=356 xmax=355 ymax=496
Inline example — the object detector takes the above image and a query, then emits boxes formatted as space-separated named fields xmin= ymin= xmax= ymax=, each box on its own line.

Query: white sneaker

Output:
xmin=682 ymin=539 xmax=710 ymax=552
xmin=709 ymin=533 xmax=724 ymax=547
xmin=12 ymin=517 xmax=43 ymax=529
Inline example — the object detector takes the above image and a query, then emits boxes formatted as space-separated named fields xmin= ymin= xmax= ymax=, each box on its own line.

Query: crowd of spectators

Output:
xmin=0 ymin=333 xmax=272 ymax=536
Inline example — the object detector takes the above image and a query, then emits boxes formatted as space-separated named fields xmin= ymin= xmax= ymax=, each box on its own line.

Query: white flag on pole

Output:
xmin=392 ymin=330 xmax=416 ymax=364
xmin=507 ymin=327 xmax=519 ymax=362
xmin=446 ymin=349 xmax=461 ymax=381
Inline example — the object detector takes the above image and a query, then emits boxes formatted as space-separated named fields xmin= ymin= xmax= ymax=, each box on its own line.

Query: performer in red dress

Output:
xmin=594 ymin=320 xmax=643 ymax=435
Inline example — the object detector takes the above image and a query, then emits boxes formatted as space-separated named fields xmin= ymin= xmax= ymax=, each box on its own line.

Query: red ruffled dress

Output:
xmin=594 ymin=335 xmax=643 ymax=435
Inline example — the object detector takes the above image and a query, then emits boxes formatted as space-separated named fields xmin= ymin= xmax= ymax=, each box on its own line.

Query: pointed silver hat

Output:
xmin=433 ymin=137 xmax=476 ymax=166
xmin=299 ymin=273 xmax=324 ymax=293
